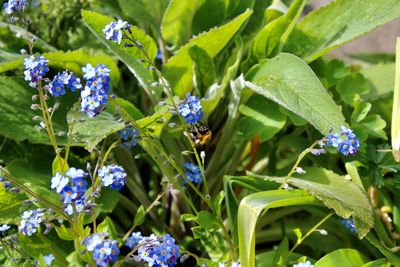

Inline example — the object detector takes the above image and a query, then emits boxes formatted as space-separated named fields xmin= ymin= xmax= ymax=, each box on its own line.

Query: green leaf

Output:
xmin=251 ymin=0 xmax=306 ymax=59
xmin=354 ymin=115 xmax=387 ymax=140
xmin=361 ymin=63 xmax=395 ymax=100
xmin=55 ymin=225 xmax=75 ymax=241
xmin=238 ymin=189 xmax=321 ymax=267
xmin=81 ymin=10 xmax=158 ymax=96
xmin=189 ymin=45 xmax=215 ymax=96
xmin=237 ymin=95 xmax=286 ymax=141
xmin=67 ymin=103 xmax=125 ymax=151
xmin=0 ymin=77 xmax=72 ymax=144
xmin=272 ymin=237 xmax=288 ymax=267
xmin=161 ymin=0 xmax=202 ymax=49
xmin=134 ymin=205 xmax=146 ymax=226
xmin=336 ymin=74 xmax=371 ymax=105
xmin=0 ymin=181 xmax=30 ymax=224
xmin=180 ymin=213 xmax=197 ymax=222
xmin=117 ymin=0 xmax=168 ymax=30
xmin=351 ymin=102 xmax=372 ymax=123
xmin=196 ymin=211 xmax=221 ymax=231
xmin=163 ymin=9 xmax=253 ymax=97
xmin=314 ymin=249 xmax=368 ymax=267
xmin=362 ymin=259 xmax=391 ymax=267
xmin=0 ymin=49 xmax=121 ymax=85
xmin=191 ymin=0 xmax=226 ymax=35
xmin=251 ymin=167 xmax=374 ymax=238
xmin=97 ymin=217 xmax=118 ymax=239
xmin=284 ymin=0 xmax=400 ymax=62
xmin=52 ymin=155 xmax=69 ymax=176
xmin=96 ymin=187 xmax=120 ymax=214
xmin=392 ymin=38 xmax=400 ymax=162
xmin=245 ymin=53 xmax=347 ymax=135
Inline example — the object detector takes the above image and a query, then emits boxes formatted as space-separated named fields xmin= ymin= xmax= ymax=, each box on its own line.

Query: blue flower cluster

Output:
xmin=293 ymin=261 xmax=314 ymax=267
xmin=81 ymin=64 xmax=111 ymax=118
xmin=183 ymin=162 xmax=203 ymax=185
xmin=326 ymin=126 xmax=360 ymax=156
xmin=177 ymin=93 xmax=204 ymax=125
xmin=103 ymin=19 xmax=131 ymax=44
xmin=47 ymin=71 xmax=82 ymax=97
xmin=24 ymin=55 xmax=49 ymax=88
xmin=19 ymin=209 xmax=44 ymax=236
xmin=83 ymin=233 xmax=120 ymax=267
xmin=126 ymin=231 xmax=143 ymax=249
xmin=3 ymin=0 xmax=26 ymax=14
xmin=51 ymin=168 xmax=89 ymax=216
xmin=340 ymin=218 xmax=357 ymax=233
xmin=119 ymin=126 xmax=139 ymax=148
xmin=130 ymin=233 xmax=180 ymax=267
xmin=98 ymin=164 xmax=127 ymax=190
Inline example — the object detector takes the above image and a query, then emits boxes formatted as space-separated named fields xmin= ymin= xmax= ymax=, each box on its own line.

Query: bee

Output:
xmin=188 ymin=121 xmax=212 ymax=146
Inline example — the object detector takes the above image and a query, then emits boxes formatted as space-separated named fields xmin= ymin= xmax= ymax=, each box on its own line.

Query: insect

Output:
xmin=188 ymin=121 xmax=212 ymax=146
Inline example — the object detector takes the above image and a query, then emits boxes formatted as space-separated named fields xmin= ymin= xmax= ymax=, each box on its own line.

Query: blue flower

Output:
xmin=98 ymin=164 xmax=127 ymax=190
xmin=3 ymin=0 xmax=26 ymax=14
xmin=340 ymin=218 xmax=357 ymax=233
xmin=136 ymin=233 xmax=180 ymax=267
xmin=326 ymin=126 xmax=360 ymax=156
xmin=19 ymin=209 xmax=44 ymax=236
xmin=51 ymin=168 xmax=89 ymax=215
xmin=51 ymin=173 xmax=69 ymax=193
xmin=24 ymin=55 xmax=49 ymax=88
xmin=126 ymin=232 xmax=143 ymax=249
xmin=47 ymin=71 xmax=82 ymax=97
xmin=103 ymin=19 xmax=131 ymax=44
xmin=0 ymin=224 xmax=10 ymax=232
xmin=43 ymin=254 xmax=55 ymax=266
xmin=178 ymin=93 xmax=204 ymax=125
xmin=183 ymin=162 xmax=203 ymax=185
xmin=83 ymin=234 xmax=120 ymax=267
xmin=119 ymin=127 xmax=139 ymax=148
xmin=80 ymin=64 xmax=111 ymax=118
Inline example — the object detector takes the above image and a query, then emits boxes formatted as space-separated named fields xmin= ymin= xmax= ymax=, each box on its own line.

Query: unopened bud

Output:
xmin=30 ymin=104 xmax=40 ymax=110
xmin=32 ymin=116 xmax=40 ymax=121
xmin=20 ymin=49 xmax=27 ymax=55
xmin=39 ymin=121 xmax=46 ymax=129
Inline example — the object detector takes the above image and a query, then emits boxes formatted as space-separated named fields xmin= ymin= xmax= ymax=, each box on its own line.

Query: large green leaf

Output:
xmin=163 ymin=9 xmax=253 ymax=97
xmin=245 ymin=53 xmax=347 ymax=135
xmin=81 ymin=10 xmax=158 ymax=95
xmin=251 ymin=0 xmax=306 ymax=59
xmin=0 ymin=77 xmax=74 ymax=144
xmin=251 ymin=167 xmax=374 ymax=238
xmin=161 ymin=0 xmax=202 ymax=49
xmin=67 ymin=103 xmax=125 ymax=151
xmin=117 ymin=0 xmax=168 ymax=30
xmin=238 ymin=189 xmax=321 ymax=267
xmin=284 ymin=0 xmax=400 ymax=62
xmin=237 ymin=95 xmax=286 ymax=141
xmin=314 ymin=249 xmax=368 ymax=267
xmin=191 ymin=0 xmax=226 ymax=35
xmin=0 ymin=49 xmax=120 ymax=85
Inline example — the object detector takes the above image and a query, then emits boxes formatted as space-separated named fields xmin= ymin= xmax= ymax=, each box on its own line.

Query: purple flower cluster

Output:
xmin=3 ymin=0 xmax=26 ymax=14
xmin=128 ymin=233 xmax=180 ymax=267
xmin=177 ymin=93 xmax=204 ymax=125
xmin=51 ymin=167 xmax=89 ymax=216
xmin=326 ymin=126 xmax=360 ymax=156
xmin=47 ymin=70 xmax=82 ymax=97
xmin=98 ymin=164 xmax=127 ymax=190
xmin=119 ymin=126 xmax=139 ymax=148
xmin=183 ymin=162 xmax=203 ymax=185
xmin=19 ymin=209 xmax=44 ymax=236
xmin=0 ymin=224 xmax=10 ymax=232
xmin=24 ymin=55 xmax=49 ymax=88
xmin=81 ymin=64 xmax=111 ymax=118
xmin=83 ymin=233 xmax=120 ymax=267
xmin=103 ymin=19 xmax=131 ymax=44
